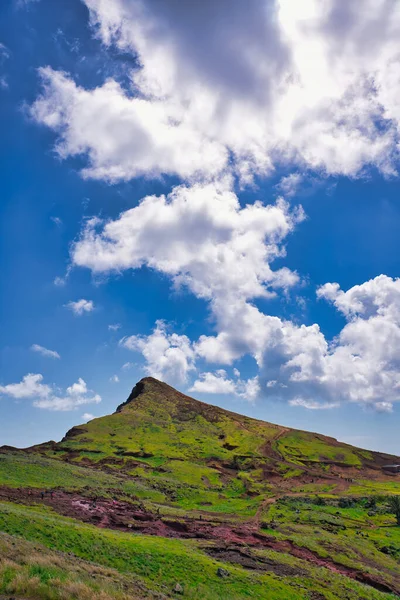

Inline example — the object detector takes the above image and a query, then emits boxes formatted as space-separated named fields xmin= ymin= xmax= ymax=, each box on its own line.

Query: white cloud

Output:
xmin=190 ymin=370 xmax=260 ymax=402
xmin=69 ymin=173 xmax=400 ymax=410
xmin=121 ymin=362 xmax=133 ymax=370
xmin=73 ymin=181 xmax=302 ymax=385
xmin=317 ymin=274 xmax=400 ymax=320
xmin=82 ymin=412 xmax=95 ymax=421
xmin=276 ymin=173 xmax=303 ymax=198
xmin=0 ymin=374 xmax=101 ymax=412
xmin=28 ymin=2 xmax=400 ymax=414
xmin=31 ymin=67 xmax=227 ymax=183
xmin=230 ymin=274 xmax=400 ymax=412
xmin=0 ymin=43 xmax=10 ymax=61
xmin=51 ymin=216 xmax=62 ymax=227
xmin=374 ymin=402 xmax=394 ymax=414
xmin=289 ymin=398 xmax=339 ymax=410
xmin=66 ymin=378 xmax=88 ymax=396
xmin=54 ymin=276 xmax=66 ymax=287
xmin=31 ymin=1 xmax=400 ymax=184
xmin=120 ymin=320 xmax=195 ymax=385
xmin=65 ymin=299 xmax=94 ymax=315
xmin=31 ymin=344 xmax=60 ymax=359
xmin=121 ymin=274 xmax=400 ymax=412
xmin=70 ymin=179 xmax=400 ymax=412
xmin=34 ymin=377 xmax=101 ymax=411
xmin=0 ymin=373 xmax=51 ymax=399
xmin=240 ymin=376 xmax=261 ymax=402
xmin=72 ymin=181 xmax=302 ymax=303
xmin=0 ymin=42 xmax=10 ymax=90
xmin=108 ymin=323 xmax=121 ymax=331
xmin=109 ymin=374 xmax=119 ymax=383
xmin=190 ymin=371 xmax=236 ymax=395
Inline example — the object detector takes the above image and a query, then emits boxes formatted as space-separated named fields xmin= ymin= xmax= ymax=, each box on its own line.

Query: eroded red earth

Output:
xmin=0 ymin=486 xmax=398 ymax=596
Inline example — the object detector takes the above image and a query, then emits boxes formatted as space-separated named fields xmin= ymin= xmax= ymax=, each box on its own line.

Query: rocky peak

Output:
xmin=115 ymin=377 xmax=177 ymax=413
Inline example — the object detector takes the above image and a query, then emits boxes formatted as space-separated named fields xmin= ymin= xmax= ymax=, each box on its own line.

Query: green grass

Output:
xmin=55 ymin=378 xmax=385 ymax=483
xmin=261 ymin=495 xmax=400 ymax=594
xmin=0 ymin=531 xmax=147 ymax=599
xmin=276 ymin=431 xmax=363 ymax=466
xmin=0 ymin=502 xmax=308 ymax=600
xmin=0 ymin=501 xmax=397 ymax=600
xmin=56 ymin=405 xmax=279 ymax=465
xmin=0 ymin=452 xmax=166 ymax=503
xmin=24 ymin=378 xmax=399 ymax=522
xmin=0 ymin=452 xmax=266 ymax=517
xmin=2 ymin=380 xmax=400 ymax=598
xmin=348 ymin=480 xmax=400 ymax=495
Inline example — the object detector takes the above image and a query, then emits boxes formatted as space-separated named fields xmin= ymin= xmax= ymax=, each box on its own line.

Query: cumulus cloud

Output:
xmin=73 ymin=181 xmax=302 ymax=386
xmin=0 ymin=373 xmax=51 ymax=399
xmin=109 ymin=374 xmax=119 ymax=383
xmin=317 ymin=274 xmax=400 ymax=319
xmin=82 ymin=412 xmax=95 ymax=421
xmin=190 ymin=371 xmax=237 ymax=395
xmin=31 ymin=0 xmax=400 ymax=183
xmin=31 ymin=344 xmax=60 ymax=359
xmin=70 ymin=175 xmax=400 ymax=410
xmin=72 ymin=181 xmax=302 ymax=303
xmin=108 ymin=323 xmax=121 ymax=331
xmin=31 ymin=67 xmax=227 ymax=183
xmin=276 ymin=173 xmax=303 ymax=198
xmin=120 ymin=272 xmax=400 ymax=411
xmin=65 ymin=299 xmax=94 ymax=315
xmin=239 ymin=274 xmax=400 ymax=413
xmin=33 ymin=377 xmax=101 ymax=411
xmin=190 ymin=370 xmax=260 ymax=402
xmin=27 ymin=1 xmax=400 ymax=414
xmin=0 ymin=374 xmax=101 ymax=411
xmin=120 ymin=320 xmax=195 ymax=384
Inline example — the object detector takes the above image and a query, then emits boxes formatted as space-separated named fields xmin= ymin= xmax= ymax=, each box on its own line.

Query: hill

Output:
xmin=34 ymin=377 xmax=400 ymax=509
xmin=0 ymin=377 xmax=399 ymax=599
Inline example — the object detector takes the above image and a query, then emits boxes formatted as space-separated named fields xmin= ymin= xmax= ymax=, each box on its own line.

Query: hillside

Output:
xmin=35 ymin=377 xmax=400 ymax=509
xmin=0 ymin=377 xmax=400 ymax=599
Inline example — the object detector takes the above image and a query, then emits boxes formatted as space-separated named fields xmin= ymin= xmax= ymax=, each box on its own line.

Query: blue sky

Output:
xmin=1 ymin=0 xmax=400 ymax=455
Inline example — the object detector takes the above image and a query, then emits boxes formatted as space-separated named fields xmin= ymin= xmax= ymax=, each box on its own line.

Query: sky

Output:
xmin=1 ymin=0 xmax=400 ymax=455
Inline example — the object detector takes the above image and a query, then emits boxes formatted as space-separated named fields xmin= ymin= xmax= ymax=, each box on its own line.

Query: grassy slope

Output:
xmin=53 ymin=378 xmax=379 ymax=468
xmin=0 ymin=531 xmax=148 ymax=600
xmin=32 ymin=377 xmax=399 ymax=515
xmin=0 ymin=501 xmax=397 ymax=600
xmin=262 ymin=496 xmax=400 ymax=588
xmin=1 ymin=377 xmax=400 ymax=599
xmin=0 ymin=452 xmax=166 ymax=503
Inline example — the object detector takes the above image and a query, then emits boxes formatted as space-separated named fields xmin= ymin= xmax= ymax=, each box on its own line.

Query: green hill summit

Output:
xmin=33 ymin=376 xmax=398 ymax=508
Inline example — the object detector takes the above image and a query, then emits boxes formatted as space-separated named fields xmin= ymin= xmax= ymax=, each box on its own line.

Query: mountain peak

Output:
xmin=115 ymin=376 xmax=181 ymax=413
xmin=44 ymin=376 xmax=399 ymax=489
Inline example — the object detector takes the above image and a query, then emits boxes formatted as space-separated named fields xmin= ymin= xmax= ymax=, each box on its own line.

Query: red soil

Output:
xmin=0 ymin=486 xmax=397 ymax=596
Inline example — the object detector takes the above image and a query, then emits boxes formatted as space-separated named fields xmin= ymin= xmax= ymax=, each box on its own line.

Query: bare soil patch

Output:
xmin=0 ymin=485 xmax=398 ymax=596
